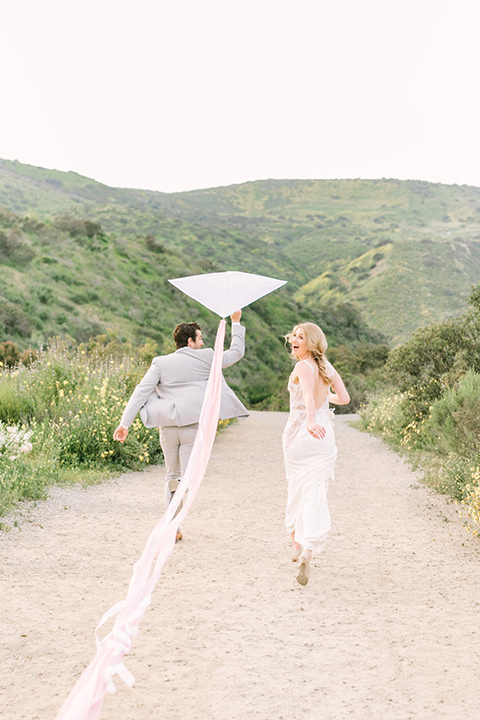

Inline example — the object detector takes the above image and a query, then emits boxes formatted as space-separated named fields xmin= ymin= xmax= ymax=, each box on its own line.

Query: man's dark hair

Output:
xmin=173 ymin=322 xmax=202 ymax=349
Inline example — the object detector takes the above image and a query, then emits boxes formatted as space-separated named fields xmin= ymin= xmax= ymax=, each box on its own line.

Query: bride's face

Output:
xmin=290 ymin=327 xmax=309 ymax=359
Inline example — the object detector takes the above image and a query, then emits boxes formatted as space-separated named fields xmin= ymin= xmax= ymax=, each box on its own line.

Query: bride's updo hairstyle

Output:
xmin=286 ymin=323 xmax=334 ymax=385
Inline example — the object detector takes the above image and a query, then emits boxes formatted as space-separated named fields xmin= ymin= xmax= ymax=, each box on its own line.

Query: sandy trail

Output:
xmin=1 ymin=411 xmax=480 ymax=720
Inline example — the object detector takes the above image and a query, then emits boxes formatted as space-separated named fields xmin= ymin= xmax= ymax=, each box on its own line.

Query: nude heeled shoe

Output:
xmin=296 ymin=554 xmax=310 ymax=586
xmin=291 ymin=544 xmax=302 ymax=562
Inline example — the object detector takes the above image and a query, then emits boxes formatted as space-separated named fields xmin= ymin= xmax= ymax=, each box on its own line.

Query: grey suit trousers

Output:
xmin=159 ymin=423 xmax=198 ymax=506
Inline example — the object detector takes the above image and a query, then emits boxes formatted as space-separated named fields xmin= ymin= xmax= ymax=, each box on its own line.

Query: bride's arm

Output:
xmin=328 ymin=369 xmax=350 ymax=405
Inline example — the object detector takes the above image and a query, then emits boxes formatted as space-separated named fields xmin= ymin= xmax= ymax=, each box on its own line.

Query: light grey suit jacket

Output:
xmin=120 ymin=324 xmax=248 ymax=429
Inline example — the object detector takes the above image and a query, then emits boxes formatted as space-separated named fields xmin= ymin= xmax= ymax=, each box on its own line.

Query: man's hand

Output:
xmin=230 ymin=310 xmax=242 ymax=323
xmin=113 ymin=426 xmax=129 ymax=443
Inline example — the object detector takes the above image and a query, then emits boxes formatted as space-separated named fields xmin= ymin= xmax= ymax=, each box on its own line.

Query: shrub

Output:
xmin=0 ymin=378 xmax=35 ymax=423
xmin=77 ymin=330 xmax=159 ymax=366
xmin=145 ymin=235 xmax=166 ymax=253
xmin=359 ymin=388 xmax=406 ymax=447
xmin=0 ymin=228 xmax=35 ymax=264
xmin=384 ymin=318 xmax=463 ymax=413
xmin=327 ymin=342 xmax=390 ymax=414
xmin=20 ymin=348 xmax=38 ymax=366
xmin=0 ymin=210 xmax=18 ymax=228
xmin=0 ymin=337 xmax=163 ymax=469
xmin=469 ymin=285 xmax=480 ymax=312
xmin=421 ymin=451 xmax=480 ymax=500
xmin=50 ymin=375 xmax=161 ymax=470
xmin=461 ymin=466 xmax=480 ymax=535
xmin=424 ymin=371 xmax=480 ymax=455
xmin=0 ymin=301 xmax=33 ymax=338
xmin=0 ymin=422 xmax=33 ymax=459
xmin=54 ymin=216 xmax=104 ymax=239
xmin=359 ymin=283 xmax=480 ymax=514
xmin=0 ymin=341 xmax=20 ymax=368
xmin=366 ymin=293 xmax=480 ymax=451
xmin=0 ymin=422 xmax=52 ymax=515
xmin=0 ymin=454 xmax=55 ymax=516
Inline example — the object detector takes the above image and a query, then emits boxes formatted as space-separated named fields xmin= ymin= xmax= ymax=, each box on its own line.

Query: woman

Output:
xmin=283 ymin=323 xmax=350 ymax=586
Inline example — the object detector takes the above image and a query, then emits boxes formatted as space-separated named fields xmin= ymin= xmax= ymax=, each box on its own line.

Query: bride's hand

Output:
xmin=307 ymin=423 xmax=326 ymax=439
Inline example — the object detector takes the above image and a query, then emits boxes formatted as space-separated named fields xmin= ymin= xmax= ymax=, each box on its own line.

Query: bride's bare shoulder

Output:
xmin=292 ymin=360 xmax=312 ymax=382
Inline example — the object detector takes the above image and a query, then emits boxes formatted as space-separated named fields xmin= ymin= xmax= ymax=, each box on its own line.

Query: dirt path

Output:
xmin=1 ymin=412 xmax=480 ymax=720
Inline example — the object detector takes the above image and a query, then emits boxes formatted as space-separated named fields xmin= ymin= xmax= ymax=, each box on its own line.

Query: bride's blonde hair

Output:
xmin=285 ymin=322 xmax=334 ymax=385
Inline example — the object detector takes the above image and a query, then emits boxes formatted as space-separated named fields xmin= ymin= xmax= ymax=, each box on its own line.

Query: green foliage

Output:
xmin=461 ymin=466 xmax=480 ymax=535
xmin=10 ymin=338 xmax=162 ymax=465
xmin=54 ymin=215 xmax=106 ymax=245
xmin=0 ymin=337 xmax=164 ymax=516
xmin=360 ymin=284 xmax=480 ymax=531
xmin=359 ymin=388 xmax=406 ymax=448
xmin=424 ymin=452 xmax=480 ymax=501
xmin=0 ymin=228 xmax=35 ymax=264
xmin=0 ymin=200 xmax=388 ymax=410
xmin=0 ymin=341 xmax=37 ymax=370
xmin=303 ymin=299 xmax=387 ymax=347
xmin=0 ymin=300 xmax=33 ymax=338
xmin=0 ymin=453 xmax=56 ymax=516
xmin=468 ymin=284 xmax=480 ymax=312
xmin=0 ymin=421 xmax=51 ymax=515
xmin=0 ymin=377 xmax=35 ymax=423
xmin=0 ymin=341 xmax=20 ymax=368
xmin=145 ymin=234 xmax=166 ymax=253
xmin=77 ymin=330 xmax=159 ymax=366
xmin=424 ymin=371 xmax=480 ymax=455
xmin=3 ymin=161 xmax=479 ymax=413
xmin=384 ymin=319 xmax=461 ymax=409
xmin=326 ymin=341 xmax=389 ymax=413
xmin=378 ymin=307 xmax=480 ymax=440
xmin=13 ymin=162 xmax=480 ymax=517
xmin=2 ymin=160 xmax=480 ymax=346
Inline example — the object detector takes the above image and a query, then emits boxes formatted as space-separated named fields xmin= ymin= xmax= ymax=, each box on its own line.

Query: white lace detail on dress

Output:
xmin=282 ymin=375 xmax=306 ymax=452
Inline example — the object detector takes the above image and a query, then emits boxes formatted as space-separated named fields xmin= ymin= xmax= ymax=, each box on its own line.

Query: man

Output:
xmin=113 ymin=311 xmax=248 ymax=538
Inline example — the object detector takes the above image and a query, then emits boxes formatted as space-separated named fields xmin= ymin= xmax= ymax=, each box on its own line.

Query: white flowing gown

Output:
xmin=282 ymin=360 xmax=337 ymax=553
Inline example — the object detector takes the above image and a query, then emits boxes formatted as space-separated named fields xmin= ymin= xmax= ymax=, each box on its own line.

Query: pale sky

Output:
xmin=1 ymin=0 xmax=479 ymax=193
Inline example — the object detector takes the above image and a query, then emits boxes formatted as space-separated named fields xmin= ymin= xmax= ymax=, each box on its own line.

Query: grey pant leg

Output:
xmin=160 ymin=426 xmax=181 ymax=506
xmin=159 ymin=424 xmax=198 ymax=508
xmin=177 ymin=423 xmax=198 ymax=477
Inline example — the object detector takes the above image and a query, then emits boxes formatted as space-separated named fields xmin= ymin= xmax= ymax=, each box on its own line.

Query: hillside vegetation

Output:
xmin=360 ymin=285 xmax=480 ymax=534
xmin=0 ymin=213 xmax=384 ymax=414
xmin=1 ymin=159 xmax=480 ymax=520
xmin=2 ymin=159 xmax=480 ymax=346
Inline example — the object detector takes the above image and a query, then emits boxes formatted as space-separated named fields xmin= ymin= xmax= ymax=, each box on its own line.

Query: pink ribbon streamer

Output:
xmin=55 ymin=319 xmax=227 ymax=720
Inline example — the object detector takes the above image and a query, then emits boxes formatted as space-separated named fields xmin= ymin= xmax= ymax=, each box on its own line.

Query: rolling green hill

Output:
xmin=145 ymin=178 xmax=480 ymax=344
xmin=1 ymin=159 xmax=480 ymax=347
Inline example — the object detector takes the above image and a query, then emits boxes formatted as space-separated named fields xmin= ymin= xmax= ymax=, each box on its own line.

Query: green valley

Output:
xmin=1 ymin=158 xmax=480 ymax=409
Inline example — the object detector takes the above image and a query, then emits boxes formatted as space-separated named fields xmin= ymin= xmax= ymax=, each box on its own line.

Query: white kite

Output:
xmin=55 ymin=271 xmax=287 ymax=720
xmin=169 ymin=270 xmax=287 ymax=318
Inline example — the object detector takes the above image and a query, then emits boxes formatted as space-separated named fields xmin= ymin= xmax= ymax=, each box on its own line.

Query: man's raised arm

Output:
xmin=223 ymin=310 xmax=245 ymax=368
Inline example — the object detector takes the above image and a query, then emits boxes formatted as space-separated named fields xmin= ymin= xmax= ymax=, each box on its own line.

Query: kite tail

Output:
xmin=55 ymin=319 xmax=227 ymax=720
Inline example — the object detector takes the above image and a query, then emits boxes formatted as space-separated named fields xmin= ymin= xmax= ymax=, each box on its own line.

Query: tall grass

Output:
xmin=0 ymin=338 xmax=162 ymax=518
